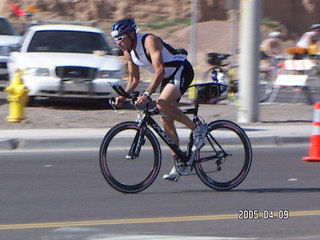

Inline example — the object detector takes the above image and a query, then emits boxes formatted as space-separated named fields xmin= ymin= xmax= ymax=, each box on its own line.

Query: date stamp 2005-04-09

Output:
xmin=238 ymin=209 xmax=289 ymax=220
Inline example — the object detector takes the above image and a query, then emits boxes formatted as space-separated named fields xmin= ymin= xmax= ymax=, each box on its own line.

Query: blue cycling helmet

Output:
xmin=310 ymin=24 xmax=320 ymax=30
xmin=111 ymin=18 xmax=137 ymax=38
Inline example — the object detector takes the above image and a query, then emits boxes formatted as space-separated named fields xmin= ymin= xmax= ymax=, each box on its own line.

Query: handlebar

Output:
xmin=108 ymin=84 xmax=139 ymax=109
xmin=110 ymin=84 xmax=140 ymax=101
xmin=110 ymin=84 xmax=131 ymax=98
xmin=108 ymin=83 xmax=160 ymax=115
xmin=108 ymin=83 xmax=196 ymax=116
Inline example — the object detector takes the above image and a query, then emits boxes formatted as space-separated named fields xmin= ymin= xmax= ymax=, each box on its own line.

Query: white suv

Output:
xmin=8 ymin=24 xmax=124 ymax=98
xmin=0 ymin=16 xmax=21 ymax=78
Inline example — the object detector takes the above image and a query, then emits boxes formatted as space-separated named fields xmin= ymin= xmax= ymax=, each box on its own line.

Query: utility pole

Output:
xmin=188 ymin=0 xmax=197 ymax=100
xmin=237 ymin=0 xmax=263 ymax=123
xmin=225 ymin=0 xmax=239 ymax=67
xmin=190 ymin=0 xmax=197 ymax=68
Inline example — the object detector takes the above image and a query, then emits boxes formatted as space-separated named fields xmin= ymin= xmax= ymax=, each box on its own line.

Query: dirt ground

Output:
xmin=0 ymin=86 xmax=313 ymax=130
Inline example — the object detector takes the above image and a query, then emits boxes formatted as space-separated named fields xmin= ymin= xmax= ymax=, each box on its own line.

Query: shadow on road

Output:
xmin=0 ymin=90 xmax=7 ymax=106
xmin=0 ymin=97 xmax=6 ymax=106
xmin=28 ymin=97 xmax=113 ymax=110
xmin=262 ymin=120 xmax=312 ymax=124
xmin=143 ymin=187 xmax=320 ymax=195
xmin=237 ymin=188 xmax=320 ymax=193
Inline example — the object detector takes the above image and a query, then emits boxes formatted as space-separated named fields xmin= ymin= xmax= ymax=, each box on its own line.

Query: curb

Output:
xmin=0 ymin=134 xmax=311 ymax=151
xmin=0 ymin=137 xmax=102 ymax=151
xmin=0 ymin=124 xmax=312 ymax=151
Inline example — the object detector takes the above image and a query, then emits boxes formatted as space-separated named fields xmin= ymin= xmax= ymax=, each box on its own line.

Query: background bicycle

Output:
xmin=100 ymin=84 xmax=252 ymax=193
xmin=200 ymin=52 xmax=280 ymax=104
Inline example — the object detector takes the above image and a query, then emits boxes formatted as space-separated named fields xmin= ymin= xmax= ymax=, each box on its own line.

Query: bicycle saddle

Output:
xmin=207 ymin=52 xmax=231 ymax=66
xmin=208 ymin=52 xmax=231 ymax=60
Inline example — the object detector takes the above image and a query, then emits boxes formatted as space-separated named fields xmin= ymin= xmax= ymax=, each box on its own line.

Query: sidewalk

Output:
xmin=0 ymin=101 xmax=314 ymax=151
xmin=0 ymin=124 xmax=312 ymax=151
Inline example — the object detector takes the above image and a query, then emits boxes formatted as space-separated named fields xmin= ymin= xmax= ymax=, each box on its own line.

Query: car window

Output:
xmin=27 ymin=30 xmax=112 ymax=54
xmin=0 ymin=18 xmax=20 ymax=36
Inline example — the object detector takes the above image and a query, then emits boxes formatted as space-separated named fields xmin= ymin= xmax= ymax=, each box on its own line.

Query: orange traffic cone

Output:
xmin=303 ymin=102 xmax=320 ymax=161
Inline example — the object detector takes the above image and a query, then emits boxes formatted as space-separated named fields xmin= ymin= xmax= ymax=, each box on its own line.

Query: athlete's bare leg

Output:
xmin=157 ymin=83 xmax=196 ymax=149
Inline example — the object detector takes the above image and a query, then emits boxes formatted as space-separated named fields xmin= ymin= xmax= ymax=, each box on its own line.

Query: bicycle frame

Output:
xmin=135 ymin=102 xmax=200 ymax=165
xmin=110 ymin=84 xmax=219 ymax=166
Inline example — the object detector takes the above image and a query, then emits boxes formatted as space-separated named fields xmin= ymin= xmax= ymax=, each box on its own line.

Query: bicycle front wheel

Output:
xmin=100 ymin=121 xmax=162 ymax=193
xmin=195 ymin=120 xmax=252 ymax=191
xmin=258 ymin=71 xmax=273 ymax=102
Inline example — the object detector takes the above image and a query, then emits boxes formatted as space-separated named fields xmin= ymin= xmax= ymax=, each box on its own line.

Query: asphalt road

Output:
xmin=1 ymin=144 xmax=320 ymax=240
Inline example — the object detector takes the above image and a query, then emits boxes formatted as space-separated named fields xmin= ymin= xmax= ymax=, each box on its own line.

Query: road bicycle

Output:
xmin=200 ymin=52 xmax=276 ymax=104
xmin=99 ymin=84 xmax=252 ymax=193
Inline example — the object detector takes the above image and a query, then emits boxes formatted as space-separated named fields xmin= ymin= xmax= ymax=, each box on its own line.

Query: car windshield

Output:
xmin=27 ymin=30 xmax=112 ymax=54
xmin=0 ymin=18 xmax=20 ymax=36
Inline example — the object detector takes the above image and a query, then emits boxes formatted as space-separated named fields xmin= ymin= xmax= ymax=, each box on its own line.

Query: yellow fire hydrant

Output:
xmin=4 ymin=71 xmax=29 ymax=122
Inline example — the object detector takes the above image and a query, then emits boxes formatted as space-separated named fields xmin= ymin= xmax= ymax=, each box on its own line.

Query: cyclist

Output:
xmin=260 ymin=32 xmax=284 ymax=73
xmin=288 ymin=24 xmax=320 ymax=59
xmin=111 ymin=18 xmax=207 ymax=182
xmin=260 ymin=32 xmax=284 ymax=57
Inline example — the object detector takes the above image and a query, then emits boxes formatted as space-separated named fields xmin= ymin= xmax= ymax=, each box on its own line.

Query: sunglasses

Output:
xmin=114 ymin=35 xmax=127 ymax=42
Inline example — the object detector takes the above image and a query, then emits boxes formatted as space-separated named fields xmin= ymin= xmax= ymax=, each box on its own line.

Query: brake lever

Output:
xmin=108 ymin=97 xmax=117 ymax=112
xmin=108 ymin=83 xmax=144 ymax=112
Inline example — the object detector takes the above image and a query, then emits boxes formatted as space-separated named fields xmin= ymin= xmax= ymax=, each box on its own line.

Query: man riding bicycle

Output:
xmin=111 ymin=18 xmax=207 ymax=182
xmin=287 ymin=24 xmax=320 ymax=59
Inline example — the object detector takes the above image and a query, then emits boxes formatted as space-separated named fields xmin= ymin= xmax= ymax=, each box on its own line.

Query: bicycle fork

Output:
xmin=126 ymin=127 xmax=146 ymax=160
